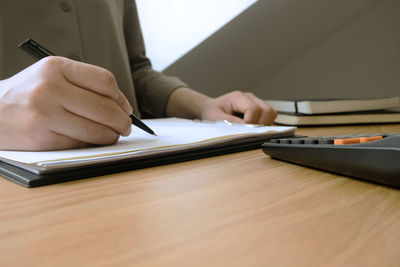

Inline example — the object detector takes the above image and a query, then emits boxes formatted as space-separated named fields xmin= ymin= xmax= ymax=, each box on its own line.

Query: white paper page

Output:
xmin=0 ymin=118 xmax=295 ymax=166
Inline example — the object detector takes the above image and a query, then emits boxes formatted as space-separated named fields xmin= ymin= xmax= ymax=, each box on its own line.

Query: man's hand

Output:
xmin=0 ymin=56 xmax=133 ymax=151
xmin=166 ymin=88 xmax=277 ymax=125
xmin=200 ymin=91 xmax=277 ymax=125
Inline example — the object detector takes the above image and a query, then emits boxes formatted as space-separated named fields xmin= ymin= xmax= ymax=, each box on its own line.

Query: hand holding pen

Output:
xmin=0 ymin=39 xmax=153 ymax=151
xmin=19 ymin=38 xmax=156 ymax=137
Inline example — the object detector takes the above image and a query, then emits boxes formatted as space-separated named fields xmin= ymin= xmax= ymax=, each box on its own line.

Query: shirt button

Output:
xmin=60 ymin=1 xmax=71 ymax=12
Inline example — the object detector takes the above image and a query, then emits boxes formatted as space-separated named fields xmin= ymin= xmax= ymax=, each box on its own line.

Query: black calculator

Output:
xmin=262 ymin=133 xmax=400 ymax=187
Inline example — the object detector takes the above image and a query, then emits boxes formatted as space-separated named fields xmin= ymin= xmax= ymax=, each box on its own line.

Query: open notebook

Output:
xmin=0 ymin=118 xmax=295 ymax=187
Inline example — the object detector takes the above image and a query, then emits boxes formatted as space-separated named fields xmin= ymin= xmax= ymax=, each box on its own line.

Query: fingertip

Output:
xmin=125 ymin=102 xmax=134 ymax=115
xmin=117 ymin=91 xmax=133 ymax=115
xmin=243 ymin=107 xmax=261 ymax=124
xmin=257 ymin=110 xmax=277 ymax=125
xmin=122 ymin=125 xmax=132 ymax=137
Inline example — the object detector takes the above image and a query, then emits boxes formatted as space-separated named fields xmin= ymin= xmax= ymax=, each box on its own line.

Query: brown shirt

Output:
xmin=0 ymin=0 xmax=187 ymax=118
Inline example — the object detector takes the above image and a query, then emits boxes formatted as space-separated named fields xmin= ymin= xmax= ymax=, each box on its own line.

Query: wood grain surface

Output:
xmin=0 ymin=124 xmax=399 ymax=267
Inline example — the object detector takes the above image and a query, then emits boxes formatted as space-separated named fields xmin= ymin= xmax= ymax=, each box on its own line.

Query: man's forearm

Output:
xmin=166 ymin=87 xmax=211 ymax=119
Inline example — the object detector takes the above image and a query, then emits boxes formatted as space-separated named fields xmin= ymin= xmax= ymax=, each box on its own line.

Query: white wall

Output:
xmin=163 ymin=0 xmax=399 ymax=99
xmin=136 ymin=0 xmax=258 ymax=71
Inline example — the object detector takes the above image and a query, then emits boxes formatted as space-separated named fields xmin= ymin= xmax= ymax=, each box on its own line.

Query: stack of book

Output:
xmin=265 ymin=96 xmax=400 ymax=126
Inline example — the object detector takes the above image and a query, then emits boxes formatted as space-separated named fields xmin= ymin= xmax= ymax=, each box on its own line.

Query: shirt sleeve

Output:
xmin=123 ymin=0 xmax=188 ymax=118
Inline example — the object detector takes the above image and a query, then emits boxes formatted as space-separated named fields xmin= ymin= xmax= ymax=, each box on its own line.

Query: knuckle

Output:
xmin=99 ymin=69 xmax=117 ymax=90
xmin=39 ymin=56 xmax=64 ymax=70
xmin=231 ymin=90 xmax=243 ymax=97
xmin=244 ymin=92 xmax=255 ymax=98
xmin=28 ymin=79 xmax=63 ymax=109
xmin=28 ymin=80 xmax=53 ymax=102
xmin=98 ymin=98 xmax=115 ymax=118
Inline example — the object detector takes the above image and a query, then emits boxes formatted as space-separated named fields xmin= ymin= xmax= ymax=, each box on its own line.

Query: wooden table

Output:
xmin=1 ymin=124 xmax=399 ymax=267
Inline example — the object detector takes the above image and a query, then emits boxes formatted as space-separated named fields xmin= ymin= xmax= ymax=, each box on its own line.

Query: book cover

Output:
xmin=265 ymin=96 xmax=400 ymax=115
xmin=273 ymin=109 xmax=400 ymax=126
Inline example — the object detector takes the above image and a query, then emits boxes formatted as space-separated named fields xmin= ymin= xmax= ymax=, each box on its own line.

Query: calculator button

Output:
xmin=359 ymin=136 xmax=383 ymax=143
xmin=333 ymin=135 xmax=383 ymax=145
xmin=304 ymin=138 xmax=319 ymax=144
xmin=278 ymin=139 xmax=289 ymax=144
xmin=291 ymin=138 xmax=306 ymax=144
xmin=317 ymin=138 xmax=334 ymax=144
xmin=334 ymin=137 xmax=361 ymax=145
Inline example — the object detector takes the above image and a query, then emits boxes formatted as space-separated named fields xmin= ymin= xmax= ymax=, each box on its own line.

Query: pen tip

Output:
xmin=152 ymin=133 xmax=158 ymax=136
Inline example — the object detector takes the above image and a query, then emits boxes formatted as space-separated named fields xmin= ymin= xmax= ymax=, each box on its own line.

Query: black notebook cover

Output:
xmin=0 ymin=132 xmax=294 ymax=187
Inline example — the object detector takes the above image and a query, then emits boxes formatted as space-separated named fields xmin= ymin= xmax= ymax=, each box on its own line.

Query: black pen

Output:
xmin=19 ymin=38 xmax=157 ymax=136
